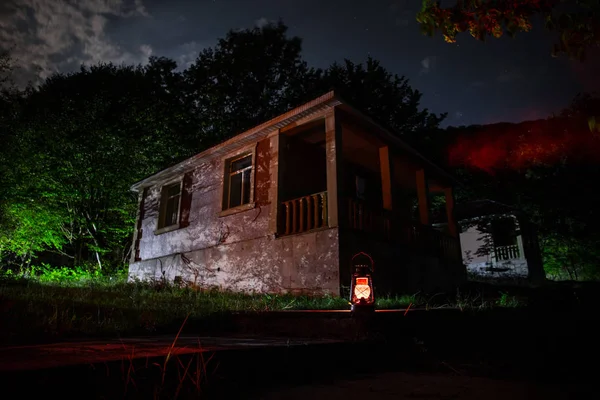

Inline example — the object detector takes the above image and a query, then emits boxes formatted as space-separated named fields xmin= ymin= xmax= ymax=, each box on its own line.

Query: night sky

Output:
xmin=1 ymin=0 xmax=599 ymax=127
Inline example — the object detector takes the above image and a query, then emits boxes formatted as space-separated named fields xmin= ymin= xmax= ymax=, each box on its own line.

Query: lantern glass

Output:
xmin=354 ymin=277 xmax=371 ymax=300
xmin=351 ymin=273 xmax=374 ymax=305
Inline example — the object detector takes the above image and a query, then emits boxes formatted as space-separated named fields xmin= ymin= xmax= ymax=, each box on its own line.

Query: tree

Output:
xmin=444 ymin=93 xmax=600 ymax=280
xmin=1 ymin=59 xmax=197 ymax=272
xmin=184 ymin=21 xmax=445 ymax=146
xmin=417 ymin=0 xmax=600 ymax=60
xmin=184 ymin=20 xmax=321 ymax=146
xmin=317 ymin=57 xmax=446 ymax=136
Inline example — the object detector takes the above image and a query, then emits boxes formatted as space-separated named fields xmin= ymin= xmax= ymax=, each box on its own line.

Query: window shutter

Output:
xmin=179 ymin=172 xmax=194 ymax=228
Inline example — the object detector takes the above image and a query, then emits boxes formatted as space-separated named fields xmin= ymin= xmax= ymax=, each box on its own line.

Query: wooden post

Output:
xmin=268 ymin=132 xmax=281 ymax=234
xmin=379 ymin=146 xmax=393 ymax=211
xmin=325 ymin=111 xmax=342 ymax=227
xmin=444 ymin=187 xmax=458 ymax=238
xmin=416 ymin=169 xmax=430 ymax=225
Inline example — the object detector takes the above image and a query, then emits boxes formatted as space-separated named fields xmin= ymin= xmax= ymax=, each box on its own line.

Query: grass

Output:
xmin=0 ymin=267 xmax=535 ymax=343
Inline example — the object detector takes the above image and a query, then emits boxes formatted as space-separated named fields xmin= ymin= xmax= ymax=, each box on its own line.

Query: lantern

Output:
xmin=350 ymin=252 xmax=375 ymax=312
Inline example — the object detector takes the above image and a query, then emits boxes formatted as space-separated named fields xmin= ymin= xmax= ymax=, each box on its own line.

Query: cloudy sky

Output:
xmin=1 ymin=0 xmax=598 ymax=126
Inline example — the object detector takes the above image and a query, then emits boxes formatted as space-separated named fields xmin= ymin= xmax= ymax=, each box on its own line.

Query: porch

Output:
xmin=271 ymin=107 xmax=462 ymax=270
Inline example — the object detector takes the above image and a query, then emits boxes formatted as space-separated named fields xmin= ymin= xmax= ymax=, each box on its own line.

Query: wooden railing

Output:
xmin=347 ymin=198 xmax=391 ymax=239
xmin=280 ymin=191 xmax=328 ymax=236
xmin=412 ymin=223 xmax=462 ymax=265
xmin=494 ymin=244 xmax=520 ymax=261
xmin=346 ymin=197 xmax=461 ymax=267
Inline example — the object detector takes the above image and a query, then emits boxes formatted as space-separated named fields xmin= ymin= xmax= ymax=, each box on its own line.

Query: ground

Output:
xmin=259 ymin=372 xmax=576 ymax=400
xmin=1 ymin=279 xmax=598 ymax=398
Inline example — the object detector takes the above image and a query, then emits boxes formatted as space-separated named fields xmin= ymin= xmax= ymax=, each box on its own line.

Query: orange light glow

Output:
xmin=356 ymin=277 xmax=368 ymax=285
xmin=353 ymin=283 xmax=371 ymax=300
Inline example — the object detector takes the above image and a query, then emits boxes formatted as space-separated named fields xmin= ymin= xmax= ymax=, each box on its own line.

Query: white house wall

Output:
xmin=128 ymin=138 xmax=340 ymax=295
xmin=460 ymin=222 xmax=530 ymax=280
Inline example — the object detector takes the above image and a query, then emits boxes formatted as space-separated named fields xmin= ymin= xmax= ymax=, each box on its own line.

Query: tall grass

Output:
xmin=0 ymin=266 xmax=528 ymax=342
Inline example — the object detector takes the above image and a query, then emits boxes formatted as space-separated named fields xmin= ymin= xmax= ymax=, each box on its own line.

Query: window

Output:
xmin=157 ymin=181 xmax=182 ymax=230
xmin=222 ymin=153 xmax=253 ymax=211
xmin=490 ymin=218 xmax=517 ymax=247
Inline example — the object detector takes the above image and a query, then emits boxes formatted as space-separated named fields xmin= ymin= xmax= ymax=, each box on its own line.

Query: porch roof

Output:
xmin=131 ymin=91 xmax=463 ymax=191
xmin=454 ymin=199 xmax=520 ymax=221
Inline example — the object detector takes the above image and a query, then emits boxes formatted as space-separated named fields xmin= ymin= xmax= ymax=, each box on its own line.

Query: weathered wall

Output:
xmin=129 ymin=136 xmax=340 ymax=294
xmin=460 ymin=225 xmax=490 ymax=264
xmin=460 ymin=223 xmax=531 ymax=280
xmin=129 ymin=228 xmax=340 ymax=294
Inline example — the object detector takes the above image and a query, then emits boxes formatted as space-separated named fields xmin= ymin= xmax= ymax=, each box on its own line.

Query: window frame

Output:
xmin=155 ymin=179 xmax=184 ymax=235
xmin=219 ymin=145 xmax=257 ymax=217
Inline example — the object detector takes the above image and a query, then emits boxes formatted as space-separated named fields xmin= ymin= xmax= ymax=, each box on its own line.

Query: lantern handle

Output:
xmin=351 ymin=251 xmax=374 ymax=272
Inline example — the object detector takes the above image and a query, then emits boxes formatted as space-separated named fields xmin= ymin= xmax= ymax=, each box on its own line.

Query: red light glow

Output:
xmin=448 ymin=119 xmax=600 ymax=173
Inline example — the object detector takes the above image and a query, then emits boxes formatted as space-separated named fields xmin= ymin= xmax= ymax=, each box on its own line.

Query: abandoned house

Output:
xmin=455 ymin=200 xmax=545 ymax=285
xmin=128 ymin=91 xmax=466 ymax=296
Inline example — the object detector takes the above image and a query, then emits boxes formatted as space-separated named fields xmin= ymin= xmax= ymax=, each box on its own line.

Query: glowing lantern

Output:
xmin=350 ymin=252 xmax=375 ymax=312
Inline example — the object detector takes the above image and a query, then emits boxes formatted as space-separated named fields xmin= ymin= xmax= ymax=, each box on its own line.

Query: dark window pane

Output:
xmin=230 ymin=155 xmax=252 ymax=173
xmin=491 ymin=219 xmax=516 ymax=246
xmin=167 ymin=183 xmax=181 ymax=198
xmin=165 ymin=197 xmax=179 ymax=226
xmin=229 ymin=173 xmax=242 ymax=208
xmin=242 ymin=170 xmax=251 ymax=205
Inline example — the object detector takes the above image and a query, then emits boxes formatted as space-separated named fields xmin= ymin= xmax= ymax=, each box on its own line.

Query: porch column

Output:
xmin=268 ymin=131 xmax=281 ymax=234
xmin=325 ymin=110 xmax=342 ymax=227
xmin=379 ymin=146 xmax=393 ymax=211
xmin=416 ymin=168 xmax=430 ymax=225
xmin=444 ymin=187 xmax=458 ymax=238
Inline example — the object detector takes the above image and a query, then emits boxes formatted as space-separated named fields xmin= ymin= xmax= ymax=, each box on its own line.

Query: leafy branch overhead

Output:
xmin=417 ymin=0 xmax=600 ymax=60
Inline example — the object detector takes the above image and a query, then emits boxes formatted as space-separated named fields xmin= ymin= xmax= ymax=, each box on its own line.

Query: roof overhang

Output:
xmin=336 ymin=101 xmax=464 ymax=189
xmin=130 ymin=91 xmax=342 ymax=192
xmin=131 ymin=90 xmax=464 ymax=192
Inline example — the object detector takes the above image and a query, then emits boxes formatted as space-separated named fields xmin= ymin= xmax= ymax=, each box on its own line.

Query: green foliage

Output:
xmin=496 ymin=292 xmax=523 ymax=308
xmin=417 ymin=0 xmax=600 ymax=61
xmin=0 ymin=202 xmax=67 ymax=265
xmin=541 ymin=234 xmax=600 ymax=281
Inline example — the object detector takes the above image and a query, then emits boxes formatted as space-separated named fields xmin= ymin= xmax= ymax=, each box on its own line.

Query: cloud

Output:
xmin=254 ymin=17 xmax=274 ymax=28
xmin=419 ymin=55 xmax=437 ymax=75
xmin=176 ymin=41 xmax=202 ymax=69
xmin=140 ymin=44 xmax=153 ymax=60
xmin=0 ymin=0 xmax=150 ymax=86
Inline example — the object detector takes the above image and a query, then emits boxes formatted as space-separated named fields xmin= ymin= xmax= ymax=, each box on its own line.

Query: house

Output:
xmin=128 ymin=92 xmax=465 ymax=296
xmin=455 ymin=199 xmax=545 ymax=285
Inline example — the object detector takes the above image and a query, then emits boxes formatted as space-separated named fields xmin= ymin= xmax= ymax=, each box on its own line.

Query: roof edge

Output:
xmin=130 ymin=91 xmax=340 ymax=191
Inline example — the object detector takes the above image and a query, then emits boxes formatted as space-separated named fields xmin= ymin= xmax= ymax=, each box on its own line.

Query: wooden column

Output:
xmin=444 ymin=187 xmax=458 ymax=238
xmin=379 ymin=146 xmax=393 ymax=211
xmin=268 ymin=131 xmax=281 ymax=234
xmin=325 ymin=111 xmax=342 ymax=227
xmin=416 ymin=169 xmax=430 ymax=225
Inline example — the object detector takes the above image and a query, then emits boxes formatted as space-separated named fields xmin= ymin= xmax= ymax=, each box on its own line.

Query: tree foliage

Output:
xmin=417 ymin=0 xmax=600 ymax=60
xmin=1 ymin=60 xmax=197 ymax=271
xmin=444 ymin=92 xmax=600 ymax=280
xmin=184 ymin=21 xmax=321 ymax=145
xmin=318 ymin=57 xmax=447 ymax=135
